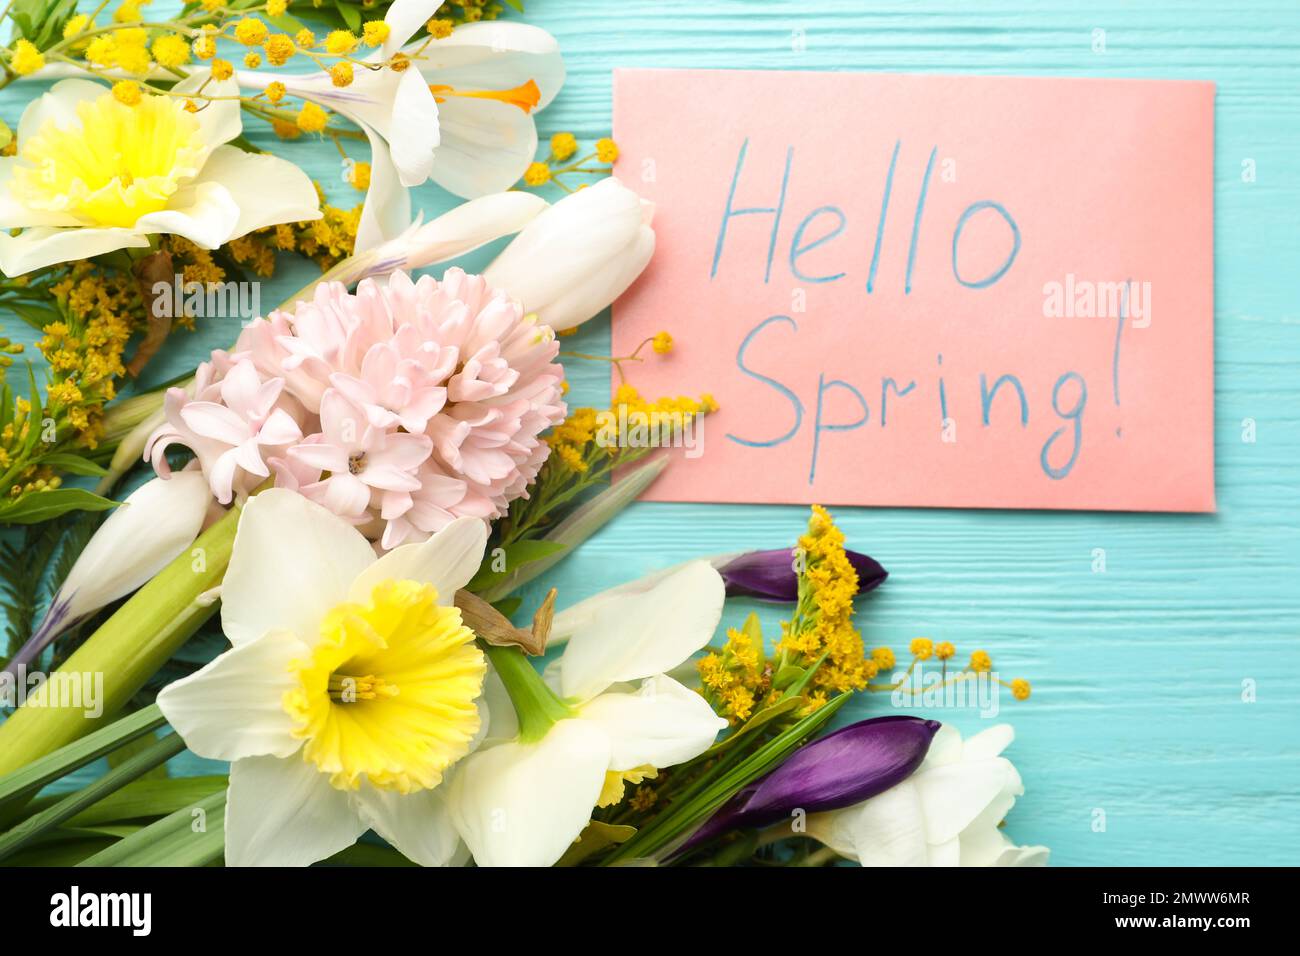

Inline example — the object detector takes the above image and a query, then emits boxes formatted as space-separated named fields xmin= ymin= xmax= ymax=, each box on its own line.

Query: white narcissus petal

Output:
xmin=416 ymin=21 xmax=566 ymax=109
xmin=56 ymin=472 xmax=210 ymax=620
xmin=355 ymin=122 xmax=413 ymax=252
xmin=579 ymin=675 xmax=726 ymax=771
xmin=806 ymin=780 xmax=929 ymax=866
xmin=914 ymin=759 xmax=1017 ymax=845
xmin=0 ymin=158 xmax=80 ymax=229
xmin=193 ymin=146 xmax=322 ymax=241
xmin=388 ymin=69 xmax=441 ymax=188
xmin=156 ymin=630 xmax=308 ymax=761
xmin=479 ymin=664 xmax=518 ymax=745
xmin=220 ymin=489 xmax=377 ymax=647
xmin=352 ymin=785 xmax=463 ymax=867
xmin=559 ymin=561 xmax=724 ymax=702
xmin=427 ymin=97 xmax=537 ymax=199
xmin=348 ymin=515 xmax=487 ymax=606
xmin=447 ymin=719 xmax=610 ymax=867
xmin=993 ymin=844 xmax=1050 ymax=866
xmin=0 ymin=225 xmax=148 ymax=277
xmin=389 ymin=191 xmax=548 ymax=275
xmin=382 ymin=0 xmax=444 ymax=57
xmin=134 ymin=180 xmax=241 ymax=249
xmin=170 ymin=70 xmax=243 ymax=156
xmin=918 ymin=722 xmax=963 ymax=769
xmin=16 ymin=78 xmax=105 ymax=144
xmin=225 ymin=754 xmax=367 ymax=867
xmin=961 ymin=723 xmax=1015 ymax=762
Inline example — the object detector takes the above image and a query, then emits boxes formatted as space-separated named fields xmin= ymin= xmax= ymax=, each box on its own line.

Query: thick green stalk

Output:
xmin=0 ymin=504 xmax=240 ymax=775
xmin=483 ymin=643 xmax=573 ymax=742
xmin=77 ymin=789 xmax=227 ymax=867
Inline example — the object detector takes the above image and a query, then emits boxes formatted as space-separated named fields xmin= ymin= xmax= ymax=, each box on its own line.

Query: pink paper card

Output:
xmin=611 ymin=68 xmax=1215 ymax=512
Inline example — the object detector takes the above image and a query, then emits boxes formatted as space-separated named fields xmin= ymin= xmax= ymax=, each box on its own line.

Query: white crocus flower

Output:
xmin=2 ymin=472 xmax=212 ymax=678
xmin=0 ymin=72 xmax=319 ymax=276
xmin=157 ymin=489 xmax=491 ymax=867
xmin=806 ymin=723 xmax=1050 ymax=867
xmin=447 ymin=562 xmax=728 ymax=867
xmin=483 ymin=177 xmax=656 ymax=331
xmin=239 ymin=2 xmax=564 ymax=250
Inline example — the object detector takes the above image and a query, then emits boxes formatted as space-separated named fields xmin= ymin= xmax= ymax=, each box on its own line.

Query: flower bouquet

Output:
xmin=0 ymin=0 xmax=1044 ymax=868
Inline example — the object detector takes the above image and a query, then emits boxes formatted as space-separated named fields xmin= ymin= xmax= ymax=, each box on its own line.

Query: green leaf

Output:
xmin=467 ymin=539 xmax=568 ymax=593
xmin=39 ymin=453 xmax=109 ymax=477
xmin=0 ymin=487 xmax=119 ymax=524
xmin=322 ymin=842 xmax=418 ymax=867
xmin=0 ymin=704 xmax=165 ymax=816
xmin=6 ymin=300 xmax=61 ymax=331
xmin=18 ymin=776 xmax=227 ymax=828
xmin=77 ymin=789 xmax=226 ymax=867
xmin=505 ymin=0 xmax=526 ymax=11
xmin=0 ymin=731 xmax=185 ymax=862
xmin=335 ymin=0 xmax=362 ymax=31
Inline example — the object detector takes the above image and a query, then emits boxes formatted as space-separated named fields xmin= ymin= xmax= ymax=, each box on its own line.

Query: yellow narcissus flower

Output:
xmin=0 ymin=73 xmax=320 ymax=276
xmin=157 ymin=490 xmax=492 ymax=866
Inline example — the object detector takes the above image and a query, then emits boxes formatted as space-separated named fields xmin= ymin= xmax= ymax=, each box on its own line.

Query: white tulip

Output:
xmin=483 ymin=176 xmax=656 ymax=331
xmin=447 ymin=561 xmax=727 ymax=866
xmin=3 ymin=473 xmax=211 ymax=676
xmin=806 ymin=723 xmax=1050 ymax=866
xmin=157 ymin=490 xmax=492 ymax=867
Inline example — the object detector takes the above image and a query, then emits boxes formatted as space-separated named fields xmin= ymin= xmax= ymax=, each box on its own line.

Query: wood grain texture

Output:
xmin=3 ymin=1 xmax=1299 ymax=865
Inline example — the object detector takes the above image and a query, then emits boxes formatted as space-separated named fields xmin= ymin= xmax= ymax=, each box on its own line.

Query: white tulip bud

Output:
xmin=483 ymin=177 xmax=655 ymax=331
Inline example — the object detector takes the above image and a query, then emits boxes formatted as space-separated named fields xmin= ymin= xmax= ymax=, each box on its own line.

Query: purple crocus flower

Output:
xmin=719 ymin=548 xmax=887 ymax=602
xmin=678 ymin=715 xmax=940 ymax=854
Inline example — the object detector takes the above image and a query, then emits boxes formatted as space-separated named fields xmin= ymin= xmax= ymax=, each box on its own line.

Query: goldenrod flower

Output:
xmin=330 ymin=61 xmax=354 ymax=87
xmin=11 ymin=40 xmax=45 ymax=76
xmin=111 ymin=80 xmax=143 ymax=106
xmin=523 ymin=161 xmax=551 ymax=186
xmin=652 ymin=331 xmax=674 ymax=354
xmin=363 ymin=21 xmax=391 ymax=46
xmin=151 ymin=33 xmax=190 ymax=68
xmin=550 ymin=131 xmax=577 ymax=160
xmin=595 ymin=137 xmax=619 ymax=162
xmin=296 ymin=101 xmax=328 ymax=132
xmin=324 ymin=29 xmax=359 ymax=55
xmin=910 ymin=637 xmax=934 ymax=660
xmin=234 ymin=17 xmax=269 ymax=46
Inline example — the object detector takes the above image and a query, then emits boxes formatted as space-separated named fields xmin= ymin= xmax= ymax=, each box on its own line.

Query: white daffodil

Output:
xmin=0 ymin=72 xmax=319 ymax=276
xmin=806 ymin=723 xmax=1050 ymax=867
xmin=157 ymin=489 xmax=491 ymax=867
xmin=240 ymin=1 xmax=563 ymax=250
xmin=483 ymin=177 xmax=655 ymax=331
xmin=447 ymin=561 xmax=728 ymax=867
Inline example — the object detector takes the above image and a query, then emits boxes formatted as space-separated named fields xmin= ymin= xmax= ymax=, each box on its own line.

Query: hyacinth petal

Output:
xmin=680 ymin=716 xmax=940 ymax=853
xmin=719 ymin=548 xmax=888 ymax=602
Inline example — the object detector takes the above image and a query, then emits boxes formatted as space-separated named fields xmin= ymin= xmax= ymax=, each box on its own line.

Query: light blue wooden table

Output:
xmin=3 ymin=1 xmax=1298 ymax=865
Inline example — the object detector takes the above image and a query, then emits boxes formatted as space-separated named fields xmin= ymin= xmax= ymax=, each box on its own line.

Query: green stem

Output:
xmin=0 ymin=731 xmax=184 ymax=863
xmin=483 ymin=643 xmax=573 ymax=743
xmin=0 ymin=503 xmax=241 ymax=775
